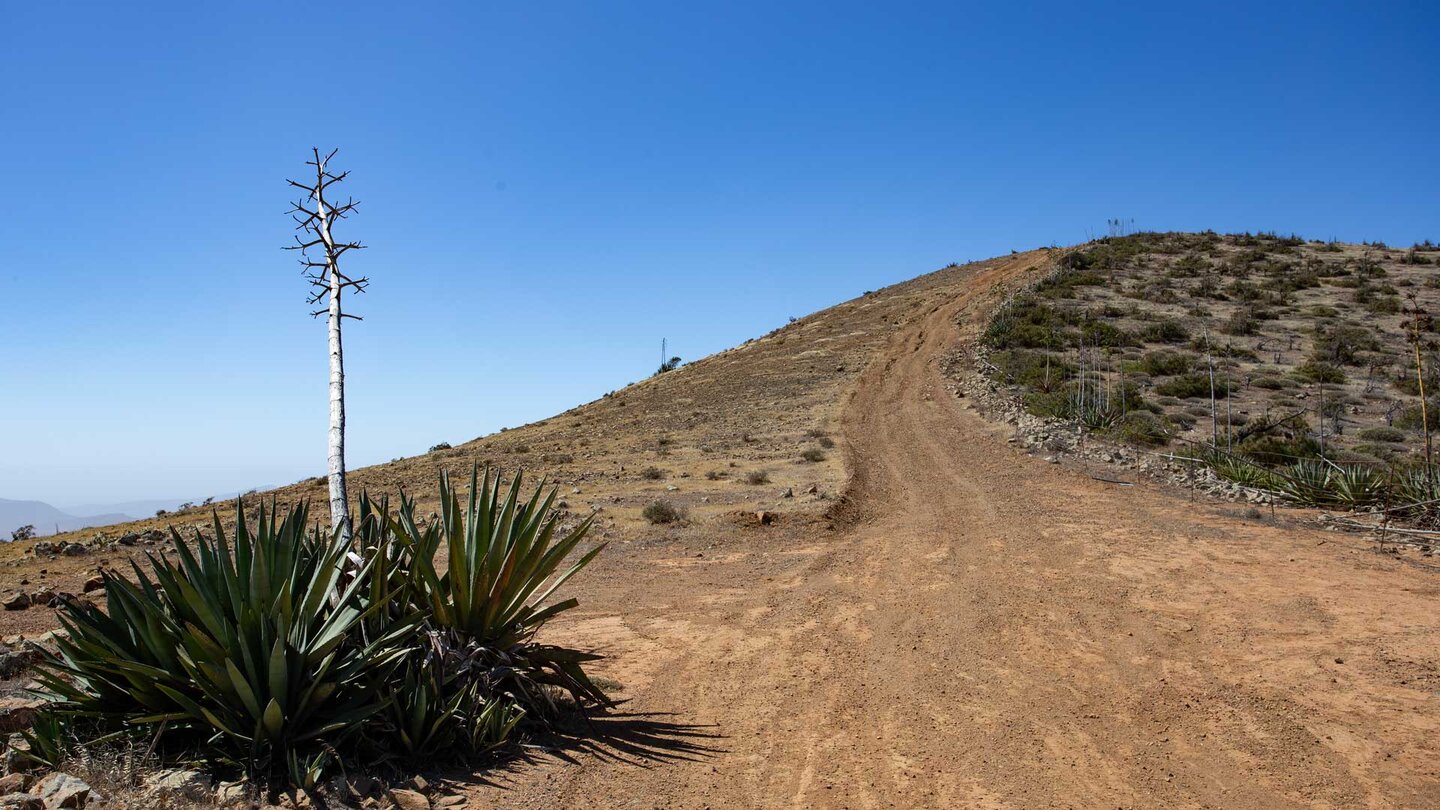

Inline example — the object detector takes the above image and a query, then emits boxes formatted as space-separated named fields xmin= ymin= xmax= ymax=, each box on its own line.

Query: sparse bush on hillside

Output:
xmin=429 ymin=441 xmax=452 ymax=452
xmin=643 ymin=500 xmax=685 ymax=525
xmin=1154 ymin=373 xmax=1230 ymax=399
xmin=744 ymin=470 xmax=771 ymax=485
xmin=1359 ymin=426 xmax=1406 ymax=443
xmin=1295 ymin=360 xmax=1347 ymax=384
xmin=11 ymin=524 xmax=35 ymax=542
xmin=640 ymin=466 xmax=665 ymax=480
xmin=1138 ymin=319 xmax=1189 ymax=344
xmin=1122 ymin=350 xmax=1195 ymax=377
xmin=800 ymin=448 xmax=827 ymax=463
xmin=1104 ymin=412 xmax=1172 ymax=447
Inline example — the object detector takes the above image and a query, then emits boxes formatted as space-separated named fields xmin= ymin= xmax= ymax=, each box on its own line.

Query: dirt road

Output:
xmin=477 ymin=255 xmax=1440 ymax=808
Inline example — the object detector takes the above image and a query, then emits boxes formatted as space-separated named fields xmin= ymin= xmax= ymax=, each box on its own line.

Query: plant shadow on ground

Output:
xmin=442 ymin=701 xmax=726 ymax=790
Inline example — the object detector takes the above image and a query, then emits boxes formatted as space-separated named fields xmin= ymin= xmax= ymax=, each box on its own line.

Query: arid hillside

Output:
xmin=3 ymin=245 xmax=1439 ymax=808
xmin=0 ymin=250 xmax=1053 ymax=637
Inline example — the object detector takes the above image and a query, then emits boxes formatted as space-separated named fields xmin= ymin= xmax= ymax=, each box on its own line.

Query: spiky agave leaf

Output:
xmin=34 ymin=500 xmax=413 ymax=780
xmin=383 ymin=467 xmax=609 ymax=707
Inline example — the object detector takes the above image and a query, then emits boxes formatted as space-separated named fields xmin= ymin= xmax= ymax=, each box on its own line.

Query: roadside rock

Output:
xmin=386 ymin=788 xmax=430 ymax=810
xmin=0 ymin=649 xmax=41 ymax=679
xmin=2 ymin=594 xmax=30 ymax=612
xmin=59 ymin=544 xmax=88 ymax=558
xmin=0 ymin=698 xmax=46 ymax=734
xmin=80 ymin=577 xmax=104 ymax=595
xmin=0 ymin=774 xmax=32 ymax=793
xmin=0 ymin=793 xmax=41 ymax=810
xmin=147 ymin=768 xmax=213 ymax=802
xmin=32 ymin=772 xmax=97 ymax=808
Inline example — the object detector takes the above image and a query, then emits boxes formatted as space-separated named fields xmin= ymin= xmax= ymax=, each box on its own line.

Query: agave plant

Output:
xmin=1206 ymin=451 xmax=1278 ymax=491
xmin=35 ymin=501 xmax=413 ymax=780
xmin=1329 ymin=464 xmax=1388 ymax=508
xmin=1272 ymin=460 xmax=1339 ymax=506
xmin=380 ymin=468 xmax=609 ymax=709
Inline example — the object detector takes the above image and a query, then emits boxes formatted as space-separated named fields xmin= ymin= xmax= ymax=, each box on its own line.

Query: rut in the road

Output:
xmin=475 ymin=252 xmax=1440 ymax=809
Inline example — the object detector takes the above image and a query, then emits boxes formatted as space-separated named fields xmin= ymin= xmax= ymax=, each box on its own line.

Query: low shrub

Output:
xmin=1155 ymin=373 xmax=1230 ymax=399
xmin=1105 ymin=412 xmax=1172 ymax=447
xmin=640 ymin=466 xmax=665 ymax=480
xmin=1294 ymin=361 xmax=1347 ymax=384
xmin=799 ymin=448 xmax=827 ymax=463
xmin=744 ymin=470 xmax=771 ymax=485
xmin=1358 ymin=426 xmax=1407 ymax=443
xmin=990 ymin=349 xmax=1074 ymax=392
xmin=1138 ymin=319 xmax=1189 ymax=344
xmin=1122 ymin=350 xmax=1195 ymax=377
xmin=642 ymin=500 xmax=685 ymax=525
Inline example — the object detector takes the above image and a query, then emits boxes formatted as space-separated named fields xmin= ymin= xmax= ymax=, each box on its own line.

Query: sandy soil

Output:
xmin=464 ymin=253 xmax=1440 ymax=808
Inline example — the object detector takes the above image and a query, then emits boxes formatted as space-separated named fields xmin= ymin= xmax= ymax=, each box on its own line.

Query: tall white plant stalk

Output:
xmin=287 ymin=149 xmax=368 ymax=541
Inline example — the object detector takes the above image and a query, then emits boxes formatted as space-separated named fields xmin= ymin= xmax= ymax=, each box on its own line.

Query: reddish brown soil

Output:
xmin=4 ymin=251 xmax=1437 ymax=807
xmin=465 ymin=254 xmax=1440 ymax=808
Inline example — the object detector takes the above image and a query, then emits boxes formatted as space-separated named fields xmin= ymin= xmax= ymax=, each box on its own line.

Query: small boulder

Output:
xmin=0 ymin=650 xmax=40 ymax=679
xmin=60 ymin=544 xmax=88 ymax=557
xmin=387 ymin=788 xmax=431 ymax=810
xmin=0 ymin=793 xmax=41 ymax=810
xmin=0 ymin=697 xmax=45 ymax=733
xmin=81 ymin=576 xmax=104 ymax=595
xmin=780 ymin=488 xmax=794 ymax=499
xmin=2 ymin=593 xmax=30 ymax=612
xmin=755 ymin=511 xmax=774 ymax=525
xmin=32 ymin=772 xmax=94 ymax=808
xmin=29 ymin=543 xmax=56 ymax=557
xmin=147 ymin=768 xmax=213 ymax=802
xmin=0 ymin=774 xmax=32 ymax=793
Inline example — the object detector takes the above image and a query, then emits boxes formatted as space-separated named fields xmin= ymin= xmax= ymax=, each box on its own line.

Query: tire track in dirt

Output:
xmin=478 ymin=252 xmax=1440 ymax=808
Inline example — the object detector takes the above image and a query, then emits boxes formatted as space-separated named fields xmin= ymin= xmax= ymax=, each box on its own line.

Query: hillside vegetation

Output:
xmin=983 ymin=232 xmax=1440 ymax=511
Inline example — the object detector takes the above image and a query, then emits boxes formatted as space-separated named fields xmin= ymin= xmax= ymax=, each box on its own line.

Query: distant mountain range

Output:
xmin=0 ymin=497 xmax=139 ymax=538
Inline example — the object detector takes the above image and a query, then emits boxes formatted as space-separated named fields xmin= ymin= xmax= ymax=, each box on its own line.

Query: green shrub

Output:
xmin=1252 ymin=375 xmax=1292 ymax=390
xmin=1294 ymin=360 xmax=1346 ymax=384
xmin=1105 ymin=412 xmax=1172 ymax=447
xmin=1394 ymin=403 xmax=1435 ymax=432
xmin=983 ymin=297 xmax=1075 ymax=350
xmin=1155 ymin=373 xmax=1230 ymax=399
xmin=1236 ymin=433 xmax=1321 ymax=466
xmin=642 ymin=500 xmax=685 ymax=524
xmin=991 ymin=349 xmax=1074 ymax=391
xmin=1079 ymin=319 xmax=1137 ymax=347
xmin=1358 ymin=426 xmax=1407 ymax=443
xmin=1122 ymin=350 xmax=1195 ymax=377
xmin=1138 ymin=319 xmax=1189 ymax=343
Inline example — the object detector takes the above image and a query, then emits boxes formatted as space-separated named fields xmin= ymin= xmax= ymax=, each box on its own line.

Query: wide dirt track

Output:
xmin=472 ymin=254 xmax=1440 ymax=809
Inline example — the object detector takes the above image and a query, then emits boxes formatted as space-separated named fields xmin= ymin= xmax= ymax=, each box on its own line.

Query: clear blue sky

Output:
xmin=2 ymin=2 xmax=1435 ymax=507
